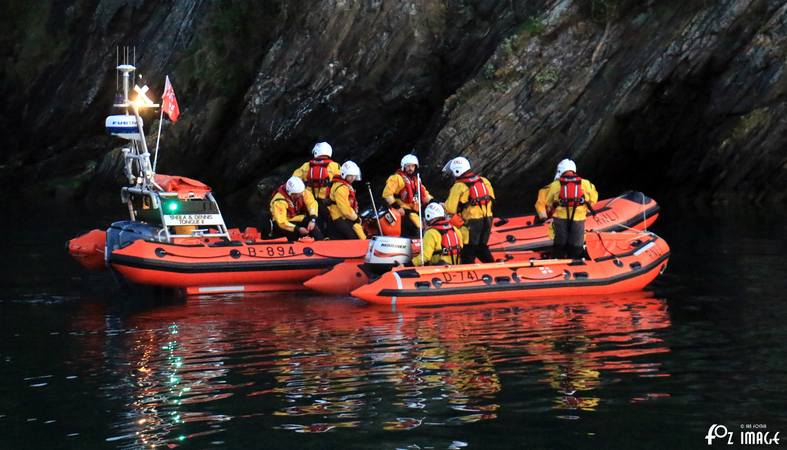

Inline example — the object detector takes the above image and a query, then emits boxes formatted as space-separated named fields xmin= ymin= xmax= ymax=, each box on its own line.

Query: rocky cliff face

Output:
xmin=1 ymin=0 xmax=785 ymax=209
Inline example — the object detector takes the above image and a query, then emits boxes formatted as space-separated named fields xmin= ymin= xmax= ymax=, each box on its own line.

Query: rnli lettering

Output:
xmin=645 ymin=246 xmax=664 ymax=259
xmin=592 ymin=210 xmax=619 ymax=224
xmin=442 ymin=271 xmax=478 ymax=282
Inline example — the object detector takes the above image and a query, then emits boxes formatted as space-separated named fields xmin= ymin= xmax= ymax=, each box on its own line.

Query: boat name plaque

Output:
xmin=163 ymin=214 xmax=224 ymax=226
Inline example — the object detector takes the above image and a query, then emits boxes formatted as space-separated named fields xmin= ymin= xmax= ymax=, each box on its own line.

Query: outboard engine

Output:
xmin=362 ymin=236 xmax=413 ymax=276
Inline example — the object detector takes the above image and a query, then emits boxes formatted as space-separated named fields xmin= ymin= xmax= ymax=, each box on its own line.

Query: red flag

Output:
xmin=161 ymin=75 xmax=180 ymax=122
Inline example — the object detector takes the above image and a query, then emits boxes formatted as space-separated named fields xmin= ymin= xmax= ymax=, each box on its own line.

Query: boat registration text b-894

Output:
xmin=162 ymin=214 xmax=223 ymax=226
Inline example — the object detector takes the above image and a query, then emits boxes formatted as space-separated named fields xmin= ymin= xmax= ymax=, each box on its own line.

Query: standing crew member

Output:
xmin=545 ymin=158 xmax=598 ymax=259
xmin=382 ymin=154 xmax=433 ymax=237
xmin=443 ymin=157 xmax=495 ymax=264
xmin=269 ymin=176 xmax=324 ymax=241
xmin=413 ymin=203 xmax=463 ymax=266
xmin=327 ymin=161 xmax=366 ymax=240
xmin=292 ymin=142 xmax=340 ymax=228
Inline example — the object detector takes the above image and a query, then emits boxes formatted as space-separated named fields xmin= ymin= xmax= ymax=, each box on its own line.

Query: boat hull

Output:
xmin=109 ymin=238 xmax=368 ymax=294
xmin=304 ymin=250 xmax=543 ymax=296
xmin=351 ymin=232 xmax=670 ymax=306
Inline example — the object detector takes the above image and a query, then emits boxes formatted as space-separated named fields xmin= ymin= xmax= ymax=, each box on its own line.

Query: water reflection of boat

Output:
xmin=98 ymin=291 xmax=671 ymax=446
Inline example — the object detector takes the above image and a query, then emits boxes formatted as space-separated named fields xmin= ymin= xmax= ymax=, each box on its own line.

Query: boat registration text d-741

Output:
xmin=442 ymin=271 xmax=479 ymax=282
xmin=163 ymin=214 xmax=224 ymax=226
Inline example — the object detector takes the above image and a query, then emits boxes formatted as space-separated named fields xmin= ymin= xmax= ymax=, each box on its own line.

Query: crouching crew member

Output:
xmin=413 ymin=203 xmax=463 ymax=266
xmin=292 ymin=142 xmax=339 ymax=228
xmin=327 ymin=161 xmax=366 ymax=240
xmin=545 ymin=158 xmax=598 ymax=259
xmin=270 ymin=176 xmax=324 ymax=241
xmin=443 ymin=156 xmax=495 ymax=264
xmin=382 ymin=154 xmax=433 ymax=238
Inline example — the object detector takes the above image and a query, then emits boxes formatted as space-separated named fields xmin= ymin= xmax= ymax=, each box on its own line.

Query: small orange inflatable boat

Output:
xmin=487 ymin=191 xmax=659 ymax=252
xmin=350 ymin=231 xmax=669 ymax=306
xmin=303 ymin=249 xmax=542 ymax=296
xmin=304 ymin=191 xmax=660 ymax=295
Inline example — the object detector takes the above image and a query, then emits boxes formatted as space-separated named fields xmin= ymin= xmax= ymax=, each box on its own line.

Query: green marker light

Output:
xmin=166 ymin=201 xmax=179 ymax=213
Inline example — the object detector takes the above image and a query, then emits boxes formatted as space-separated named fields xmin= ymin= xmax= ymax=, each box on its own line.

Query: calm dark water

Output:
xmin=1 ymin=202 xmax=786 ymax=449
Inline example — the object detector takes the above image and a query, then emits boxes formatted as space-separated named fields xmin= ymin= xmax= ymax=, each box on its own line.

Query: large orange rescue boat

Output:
xmin=66 ymin=61 xmax=371 ymax=295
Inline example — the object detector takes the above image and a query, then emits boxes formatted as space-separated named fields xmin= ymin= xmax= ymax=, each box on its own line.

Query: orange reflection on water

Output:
xmin=96 ymin=290 xmax=671 ymax=446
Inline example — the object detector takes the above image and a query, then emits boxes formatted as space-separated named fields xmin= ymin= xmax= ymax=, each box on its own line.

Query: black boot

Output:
xmin=461 ymin=245 xmax=477 ymax=264
xmin=567 ymin=245 xmax=584 ymax=259
xmin=477 ymin=245 xmax=494 ymax=263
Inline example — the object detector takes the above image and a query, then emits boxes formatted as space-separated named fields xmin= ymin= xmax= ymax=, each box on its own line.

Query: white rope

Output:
xmin=641 ymin=192 xmax=648 ymax=232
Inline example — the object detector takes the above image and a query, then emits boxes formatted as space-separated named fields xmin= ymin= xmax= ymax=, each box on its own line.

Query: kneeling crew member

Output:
xmin=270 ymin=176 xmax=324 ymax=241
xmin=443 ymin=156 xmax=495 ymax=264
xmin=382 ymin=154 xmax=433 ymax=238
xmin=292 ymin=142 xmax=340 ymax=227
xmin=545 ymin=158 xmax=598 ymax=259
xmin=413 ymin=203 xmax=463 ymax=266
xmin=327 ymin=161 xmax=366 ymax=240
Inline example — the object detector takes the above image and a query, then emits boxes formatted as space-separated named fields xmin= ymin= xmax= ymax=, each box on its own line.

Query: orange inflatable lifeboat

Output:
xmin=487 ymin=191 xmax=659 ymax=252
xmin=67 ymin=172 xmax=369 ymax=294
xmin=304 ymin=248 xmax=543 ymax=296
xmin=350 ymin=231 xmax=670 ymax=306
xmin=304 ymin=191 xmax=660 ymax=295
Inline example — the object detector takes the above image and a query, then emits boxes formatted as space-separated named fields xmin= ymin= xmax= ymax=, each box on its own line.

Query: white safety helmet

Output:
xmin=556 ymin=158 xmax=577 ymax=176
xmin=400 ymin=154 xmax=419 ymax=171
xmin=424 ymin=202 xmax=446 ymax=223
xmin=443 ymin=156 xmax=471 ymax=177
xmin=285 ymin=176 xmax=306 ymax=194
xmin=340 ymin=160 xmax=361 ymax=180
xmin=311 ymin=142 xmax=333 ymax=158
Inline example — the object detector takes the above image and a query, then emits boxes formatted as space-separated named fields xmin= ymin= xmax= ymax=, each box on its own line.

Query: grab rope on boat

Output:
xmin=592 ymin=232 xmax=622 ymax=264
xmin=154 ymin=246 xmax=307 ymax=260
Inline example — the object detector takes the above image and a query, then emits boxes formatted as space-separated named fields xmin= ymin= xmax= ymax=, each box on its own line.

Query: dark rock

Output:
xmin=0 ymin=0 xmax=785 ymax=211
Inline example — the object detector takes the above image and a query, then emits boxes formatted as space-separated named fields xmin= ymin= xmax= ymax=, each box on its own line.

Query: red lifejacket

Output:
xmin=431 ymin=220 xmax=462 ymax=263
xmin=458 ymin=172 xmax=492 ymax=206
xmin=306 ymin=157 xmax=334 ymax=189
xmin=395 ymin=170 xmax=428 ymax=207
xmin=274 ymin=185 xmax=305 ymax=218
xmin=558 ymin=172 xmax=585 ymax=208
xmin=326 ymin=176 xmax=358 ymax=212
